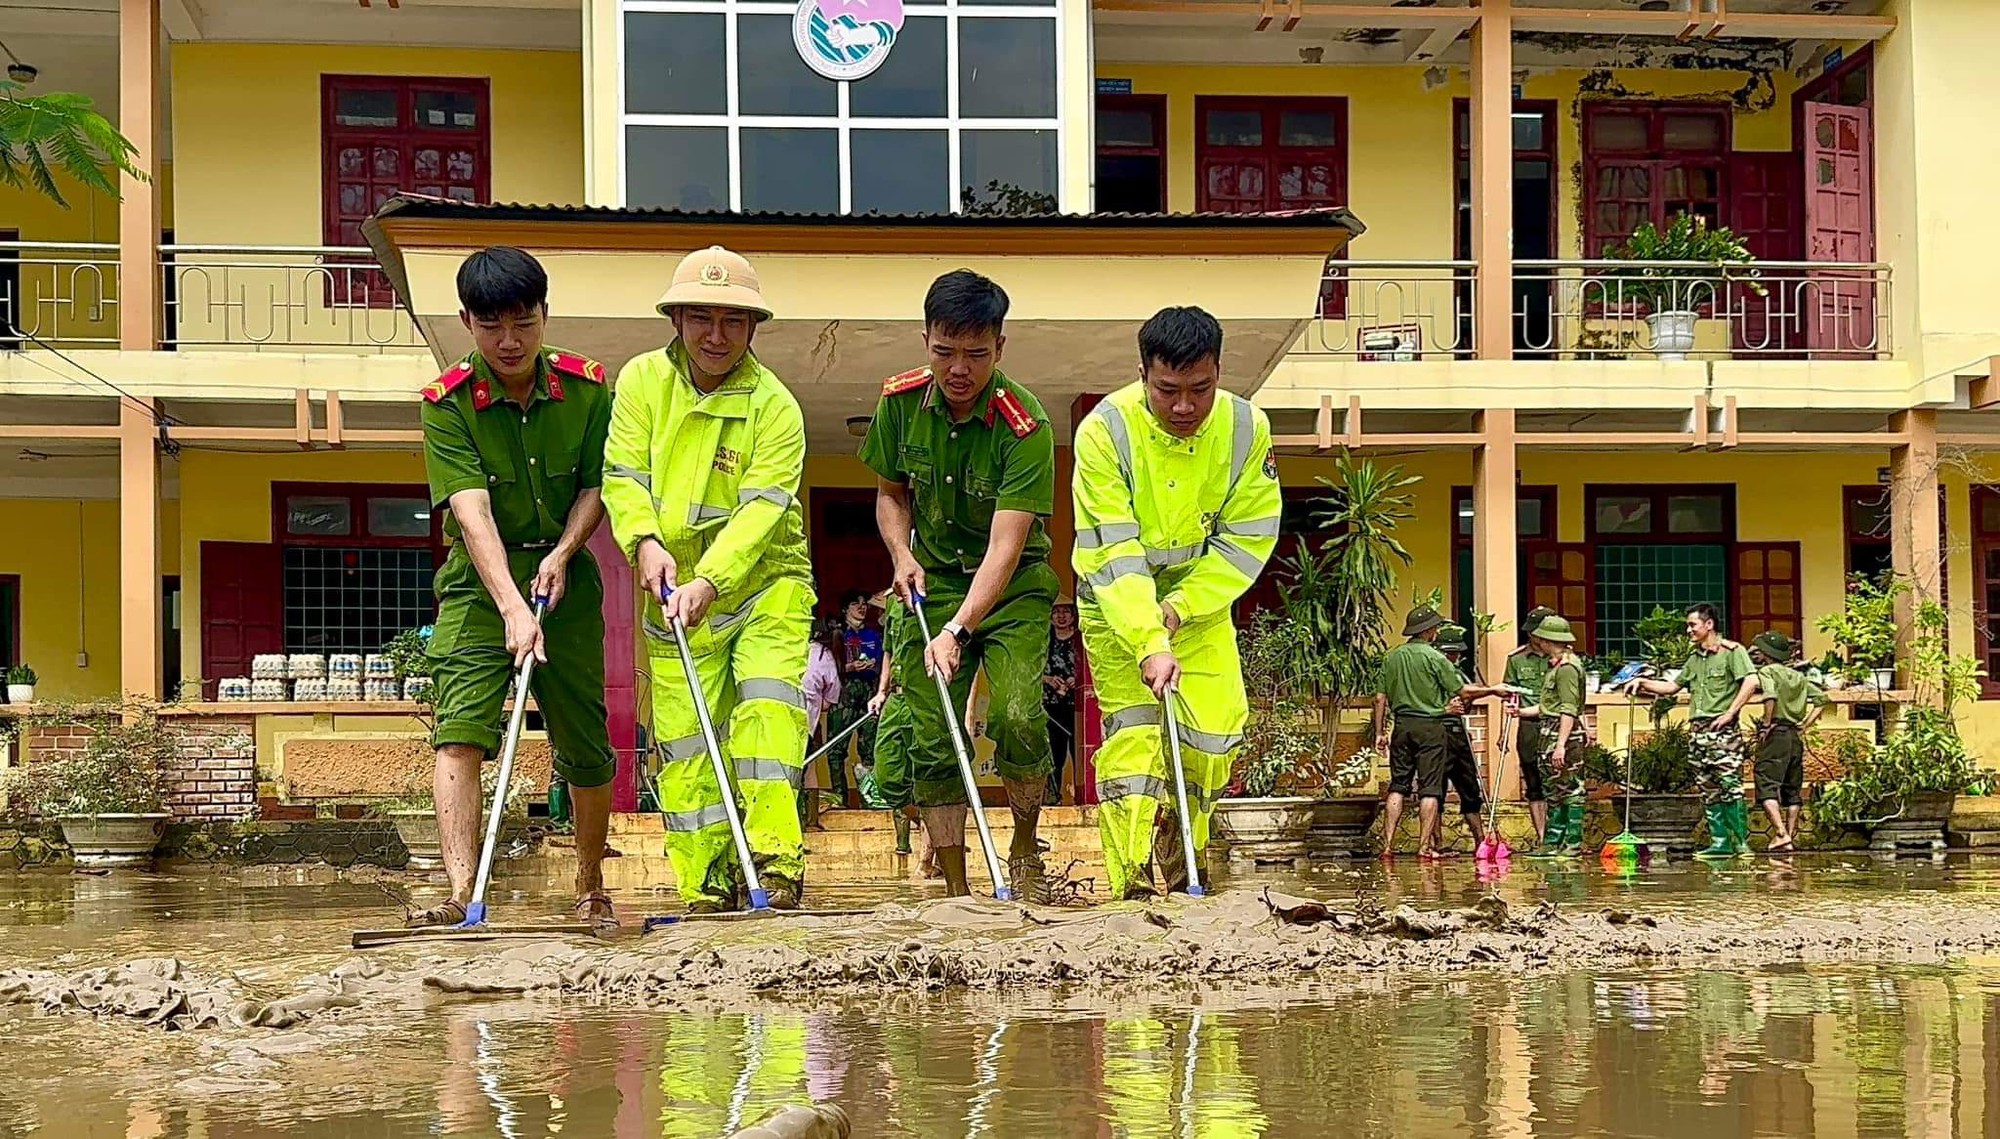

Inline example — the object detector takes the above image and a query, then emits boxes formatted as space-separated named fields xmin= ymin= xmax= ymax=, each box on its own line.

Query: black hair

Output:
xmin=1686 ymin=602 xmax=1723 ymax=627
xmin=923 ymin=269 xmax=1009 ymax=339
xmin=1138 ymin=306 xmax=1224 ymax=372
xmin=456 ymin=246 xmax=548 ymax=319
xmin=838 ymin=590 xmax=869 ymax=611
xmin=813 ymin=616 xmax=844 ymax=651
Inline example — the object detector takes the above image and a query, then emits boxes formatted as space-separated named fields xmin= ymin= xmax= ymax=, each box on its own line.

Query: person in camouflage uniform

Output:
xmin=1517 ymin=615 xmax=1589 ymax=857
xmin=1629 ymin=602 xmax=1759 ymax=859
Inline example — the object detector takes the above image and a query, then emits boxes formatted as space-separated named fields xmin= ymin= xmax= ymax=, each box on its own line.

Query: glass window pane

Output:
xmin=333 ymin=87 xmax=399 ymax=129
xmin=367 ymin=497 xmax=432 ymax=539
xmin=1098 ymin=106 xmax=1157 ymax=149
xmin=852 ymin=130 xmax=949 ymax=214
xmin=1278 ymin=109 xmax=1337 ymax=147
xmin=1850 ymin=489 xmax=1889 ymax=539
xmin=851 ymin=14 xmax=947 ymax=117
xmin=1594 ymin=495 xmax=1653 ymax=535
xmin=1667 ymin=494 xmax=1725 ymax=534
xmin=741 ymin=128 xmax=839 ymax=214
xmin=286 ymin=496 xmax=353 ymax=537
xmin=961 ymin=130 xmax=1058 ymax=213
xmin=738 ymin=13 xmax=837 ymax=116
xmin=958 ymin=19 xmax=1056 ymax=118
xmin=1511 ymin=111 xmax=1545 ymax=152
xmin=1981 ymin=491 xmax=2000 ymax=535
xmin=1455 ymin=493 xmax=1473 ymax=537
xmin=624 ymin=12 xmax=727 ymax=115
xmin=1591 ymin=112 xmax=1648 ymax=153
xmin=1518 ymin=496 xmax=1545 ymax=537
xmin=1594 ymin=543 xmax=1728 ymax=660
xmin=413 ymin=89 xmax=479 ymax=131
xmin=1205 ymin=109 xmax=1262 ymax=147
xmin=625 ymin=126 xmax=729 ymax=210
xmin=1663 ymin=112 xmax=1723 ymax=151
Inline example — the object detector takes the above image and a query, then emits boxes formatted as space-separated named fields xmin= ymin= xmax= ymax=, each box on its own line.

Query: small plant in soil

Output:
xmin=1815 ymin=572 xmax=1903 ymax=685
xmin=6 ymin=663 xmax=36 ymax=686
xmin=0 ymin=699 xmax=181 ymax=817
xmin=1585 ymin=723 xmax=1699 ymax=795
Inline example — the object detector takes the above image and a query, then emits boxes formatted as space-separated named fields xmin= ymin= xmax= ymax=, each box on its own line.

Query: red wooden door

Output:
xmin=1803 ymin=102 xmax=1875 ymax=356
xmin=587 ymin=521 xmax=641 ymax=811
xmin=1731 ymin=542 xmax=1803 ymax=643
xmin=200 ymin=541 xmax=283 ymax=695
xmin=1727 ymin=151 xmax=1803 ymax=356
xmin=1526 ymin=543 xmax=1595 ymax=654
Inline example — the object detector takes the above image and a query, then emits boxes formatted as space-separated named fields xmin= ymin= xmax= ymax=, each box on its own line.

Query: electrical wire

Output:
xmin=10 ymin=328 xmax=186 ymax=426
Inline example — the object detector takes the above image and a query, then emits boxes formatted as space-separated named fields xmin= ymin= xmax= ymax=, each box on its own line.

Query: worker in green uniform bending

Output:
xmin=1504 ymin=606 xmax=1557 ymax=847
xmin=416 ymin=246 xmax=618 ymax=929
xmin=1373 ymin=606 xmax=1505 ymax=859
xmin=1515 ymin=615 xmax=1589 ymax=857
xmin=860 ymin=269 xmax=1059 ymax=901
xmin=1628 ymin=602 xmax=1759 ymax=859
xmin=1720 ymin=630 xmax=1826 ymax=853
xmin=1433 ymin=624 xmax=1492 ymax=856
xmin=1072 ymin=307 xmax=1281 ymax=900
xmin=601 ymin=246 xmax=814 ymax=912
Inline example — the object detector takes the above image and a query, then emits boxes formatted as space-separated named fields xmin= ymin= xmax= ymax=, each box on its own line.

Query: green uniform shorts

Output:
xmin=1754 ymin=722 xmax=1806 ymax=808
xmin=881 ymin=561 xmax=1056 ymax=808
xmin=427 ymin=547 xmax=616 ymax=788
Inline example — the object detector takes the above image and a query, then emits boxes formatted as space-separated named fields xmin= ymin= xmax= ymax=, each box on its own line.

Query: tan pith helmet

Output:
xmin=656 ymin=245 xmax=772 ymax=321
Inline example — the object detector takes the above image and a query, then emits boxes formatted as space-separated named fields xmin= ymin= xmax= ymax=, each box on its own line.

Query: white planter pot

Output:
xmin=6 ymin=684 xmax=33 ymax=704
xmin=1587 ymin=674 xmax=1604 ymax=695
xmin=390 ymin=809 xmax=444 ymax=870
xmin=55 ymin=813 xmax=169 ymax=869
xmin=1212 ymin=795 xmax=1315 ymax=866
xmin=1870 ymin=668 xmax=1896 ymax=692
xmin=1646 ymin=310 xmax=1699 ymax=360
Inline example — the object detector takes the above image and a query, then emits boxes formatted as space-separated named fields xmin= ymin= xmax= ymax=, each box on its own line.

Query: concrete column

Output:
xmin=119 ymin=400 xmax=162 ymax=699
xmin=1469 ymin=0 xmax=1514 ymax=361
xmin=1890 ymin=408 xmax=1941 ymax=690
xmin=1474 ymin=410 xmax=1518 ymax=789
xmin=118 ymin=0 xmax=162 ymax=351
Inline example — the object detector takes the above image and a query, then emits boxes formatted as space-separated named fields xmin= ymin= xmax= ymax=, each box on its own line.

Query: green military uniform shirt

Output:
xmin=1539 ymin=654 xmax=1586 ymax=719
xmin=422 ymin=348 xmax=611 ymax=546
xmin=1756 ymin=662 xmax=1826 ymax=725
xmin=1505 ymin=647 xmax=1550 ymax=698
xmin=1378 ymin=640 xmax=1465 ymax=719
xmin=1681 ymin=640 xmax=1754 ymax=719
xmin=858 ymin=367 xmax=1056 ymax=575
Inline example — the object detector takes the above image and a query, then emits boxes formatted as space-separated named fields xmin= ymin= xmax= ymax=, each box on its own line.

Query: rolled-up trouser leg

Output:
xmin=646 ymin=614 xmax=739 ymax=908
xmin=725 ymin=578 xmax=812 ymax=888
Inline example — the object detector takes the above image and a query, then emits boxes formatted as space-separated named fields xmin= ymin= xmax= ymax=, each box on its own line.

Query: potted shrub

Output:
xmin=1816 ymin=573 xmax=1902 ymax=691
xmin=371 ymin=765 xmax=541 ymax=871
xmin=5 ymin=664 xmax=36 ymax=704
xmin=1814 ymin=600 xmax=1981 ymax=852
xmin=1605 ymin=212 xmax=1761 ymax=361
xmin=1 ymin=700 xmax=178 ymax=867
xmin=1587 ymin=719 xmax=1706 ymax=854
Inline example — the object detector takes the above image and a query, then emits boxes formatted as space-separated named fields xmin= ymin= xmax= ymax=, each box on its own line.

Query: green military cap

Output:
xmin=1752 ymin=630 xmax=1797 ymax=660
xmin=1402 ymin=606 xmax=1445 ymax=638
xmin=1531 ymin=614 xmax=1577 ymax=644
xmin=1522 ymin=605 xmax=1556 ymax=637
xmin=1436 ymin=623 xmax=1470 ymax=653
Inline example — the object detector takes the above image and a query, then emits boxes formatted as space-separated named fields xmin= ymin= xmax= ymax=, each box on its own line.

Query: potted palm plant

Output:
xmin=1605 ymin=212 xmax=1761 ymax=361
xmin=1 ymin=700 xmax=178 ymax=867
xmin=5 ymin=663 xmax=35 ymax=704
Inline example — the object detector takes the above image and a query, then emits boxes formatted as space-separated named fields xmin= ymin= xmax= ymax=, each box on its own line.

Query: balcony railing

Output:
xmin=0 ymin=242 xmax=427 ymax=352
xmin=1298 ymin=259 xmax=1892 ymax=361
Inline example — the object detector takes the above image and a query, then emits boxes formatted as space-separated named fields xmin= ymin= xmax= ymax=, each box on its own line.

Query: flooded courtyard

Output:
xmin=7 ymin=856 xmax=2000 ymax=1137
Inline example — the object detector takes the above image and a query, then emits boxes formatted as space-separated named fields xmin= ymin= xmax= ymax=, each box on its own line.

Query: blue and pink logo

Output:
xmin=793 ymin=0 xmax=904 ymax=81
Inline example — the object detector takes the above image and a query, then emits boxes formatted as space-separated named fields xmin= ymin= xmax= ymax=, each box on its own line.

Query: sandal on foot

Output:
xmin=404 ymin=898 xmax=468 ymax=929
xmin=574 ymin=891 xmax=620 ymax=930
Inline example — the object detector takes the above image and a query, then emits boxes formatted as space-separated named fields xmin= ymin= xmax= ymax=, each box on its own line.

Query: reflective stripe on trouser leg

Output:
xmin=1080 ymin=603 xmax=1246 ymax=899
xmin=722 ymin=577 xmax=813 ymax=885
xmin=1690 ymin=722 xmax=1747 ymax=806
xmin=646 ymin=616 xmax=738 ymax=906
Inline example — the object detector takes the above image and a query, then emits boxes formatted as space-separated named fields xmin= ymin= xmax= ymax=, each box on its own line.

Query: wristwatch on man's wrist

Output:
xmin=941 ymin=620 xmax=972 ymax=647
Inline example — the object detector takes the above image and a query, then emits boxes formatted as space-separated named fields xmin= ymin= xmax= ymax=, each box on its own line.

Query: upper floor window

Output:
xmin=1582 ymin=102 xmax=1729 ymax=255
xmin=619 ymin=0 xmax=1065 ymax=215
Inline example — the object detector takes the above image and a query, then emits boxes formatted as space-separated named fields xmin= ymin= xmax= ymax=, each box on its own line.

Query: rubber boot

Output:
xmin=1563 ymin=800 xmax=1588 ymax=855
xmin=893 ymin=812 xmax=913 ymax=855
xmin=1155 ymin=812 xmax=1210 ymax=896
xmin=1694 ymin=804 xmax=1735 ymax=859
xmin=936 ymin=845 xmax=971 ymax=897
xmin=1525 ymin=804 xmax=1567 ymax=859
xmin=1004 ymin=777 xmax=1051 ymax=905
xmin=1728 ymin=799 xmax=1754 ymax=857
xmin=1122 ymin=864 xmax=1157 ymax=902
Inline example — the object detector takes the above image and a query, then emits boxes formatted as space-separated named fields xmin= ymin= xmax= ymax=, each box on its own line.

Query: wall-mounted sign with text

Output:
xmin=793 ymin=0 xmax=906 ymax=81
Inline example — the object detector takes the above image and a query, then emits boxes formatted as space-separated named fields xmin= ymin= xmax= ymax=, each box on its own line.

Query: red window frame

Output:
xmin=321 ymin=75 xmax=491 ymax=307
xmin=1193 ymin=96 xmax=1349 ymax=317
xmin=1585 ymin=483 xmax=1737 ymax=545
xmin=1582 ymin=102 xmax=1731 ymax=256
xmin=1094 ymin=93 xmax=1167 ymax=213
xmin=1843 ymin=483 xmax=1894 ymax=579
xmin=1970 ymin=487 xmax=2000 ymax=697
xmin=272 ymin=482 xmax=444 ymax=553
xmin=1449 ymin=485 xmax=1560 ymax=643
xmin=0 ymin=573 xmax=20 ymax=675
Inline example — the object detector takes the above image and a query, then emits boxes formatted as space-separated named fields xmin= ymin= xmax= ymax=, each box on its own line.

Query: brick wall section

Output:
xmin=26 ymin=715 xmax=257 ymax=823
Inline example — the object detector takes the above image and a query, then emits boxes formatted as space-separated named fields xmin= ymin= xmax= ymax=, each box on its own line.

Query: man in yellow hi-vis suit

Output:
xmin=601 ymin=246 xmax=814 ymax=912
xmin=1072 ymin=306 xmax=1281 ymax=900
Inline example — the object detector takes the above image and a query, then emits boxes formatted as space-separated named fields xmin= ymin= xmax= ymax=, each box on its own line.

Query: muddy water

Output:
xmin=7 ymin=856 xmax=2000 ymax=1136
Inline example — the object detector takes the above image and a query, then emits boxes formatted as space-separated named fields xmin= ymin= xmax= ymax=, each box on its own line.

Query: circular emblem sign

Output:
xmin=793 ymin=0 xmax=905 ymax=82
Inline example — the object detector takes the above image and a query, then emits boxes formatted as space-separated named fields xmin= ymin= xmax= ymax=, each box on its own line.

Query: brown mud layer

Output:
xmin=10 ymin=890 xmax=2000 ymax=1033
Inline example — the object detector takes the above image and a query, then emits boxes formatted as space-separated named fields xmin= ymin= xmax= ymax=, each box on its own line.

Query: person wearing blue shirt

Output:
xmin=826 ymin=590 xmax=884 ymax=806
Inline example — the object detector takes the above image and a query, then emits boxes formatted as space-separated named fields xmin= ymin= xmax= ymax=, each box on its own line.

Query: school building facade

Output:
xmin=3 ymin=0 xmax=1998 ymax=809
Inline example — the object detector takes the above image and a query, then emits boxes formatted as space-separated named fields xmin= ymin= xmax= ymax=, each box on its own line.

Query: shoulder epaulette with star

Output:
xmin=546 ymin=350 xmax=606 ymax=383
xmin=881 ymin=366 xmax=933 ymax=397
xmin=422 ymin=362 xmax=475 ymax=404
xmin=991 ymin=387 xmax=1039 ymax=439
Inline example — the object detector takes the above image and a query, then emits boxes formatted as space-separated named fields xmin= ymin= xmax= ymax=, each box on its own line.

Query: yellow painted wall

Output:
xmin=0 ymin=499 xmax=123 ymax=700
xmin=175 ymin=449 xmax=427 ymax=686
xmin=169 ymin=43 xmax=583 ymax=246
xmin=1101 ymin=63 xmax=1804 ymax=260
xmin=0 ymin=164 xmax=174 ymax=348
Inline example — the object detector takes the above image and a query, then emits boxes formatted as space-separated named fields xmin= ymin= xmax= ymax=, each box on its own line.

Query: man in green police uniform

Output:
xmin=1629 ymin=602 xmax=1759 ymax=859
xmin=1503 ymin=606 xmax=1557 ymax=846
xmin=860 ymin=269 xmax=1059 ymax=900
xmin=1720 ymin=630 xmax=1826 ymax=853
xmin=1373 ymin=606 xmax=1504 ymax=859
xmin=416 ymin=246 xmax=618 ymax=928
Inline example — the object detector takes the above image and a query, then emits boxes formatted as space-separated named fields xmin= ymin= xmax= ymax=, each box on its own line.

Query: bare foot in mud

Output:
xmin=403 ymin=898 xmax=468 ymax=929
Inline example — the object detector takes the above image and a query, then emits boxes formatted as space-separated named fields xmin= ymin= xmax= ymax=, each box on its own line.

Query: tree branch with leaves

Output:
xmin=0 ymin=79 xmax=146 ymax=208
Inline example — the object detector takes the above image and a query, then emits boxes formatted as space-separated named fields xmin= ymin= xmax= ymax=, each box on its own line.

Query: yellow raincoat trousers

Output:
xmin=1071 ymin=384 xmax=1280 ymax=898
xmin=602 ymin=342 xmax=814 ymax=905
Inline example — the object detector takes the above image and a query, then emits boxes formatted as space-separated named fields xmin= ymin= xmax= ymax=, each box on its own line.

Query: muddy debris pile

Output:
xmin=0 ymin=956 xmax=390 ymax=1031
